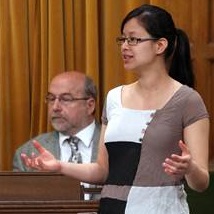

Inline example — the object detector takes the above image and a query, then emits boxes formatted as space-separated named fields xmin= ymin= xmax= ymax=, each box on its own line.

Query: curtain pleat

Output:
xmin=0 ymin=0 xmax=31 ymax=170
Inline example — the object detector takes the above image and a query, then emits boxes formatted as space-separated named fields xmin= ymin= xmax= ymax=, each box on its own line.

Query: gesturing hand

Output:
xmin=162 ymin=140 xmax=192 ymax=179
xmin=21 ymin=140 xmax=61 ymax=172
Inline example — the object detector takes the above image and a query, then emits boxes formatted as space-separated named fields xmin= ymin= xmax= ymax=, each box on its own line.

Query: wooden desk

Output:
xmin=0 ymin=172 xmax=99 ymax=213
xmin=0 ymin=172 xmax=81 ymax=201
xmin=0 ymin=200 xmax=99 ymax=214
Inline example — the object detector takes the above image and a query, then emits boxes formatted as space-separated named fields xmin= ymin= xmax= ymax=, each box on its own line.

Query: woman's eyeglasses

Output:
xmin=116 ymin=36 xmax=158 ymax=46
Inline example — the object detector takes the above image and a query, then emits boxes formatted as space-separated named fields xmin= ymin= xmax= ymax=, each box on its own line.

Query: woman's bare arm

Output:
xmin=162 ymin=118 xmax=209 ymax=192
xmin=21 ymin=124 xmax=109 ymax=185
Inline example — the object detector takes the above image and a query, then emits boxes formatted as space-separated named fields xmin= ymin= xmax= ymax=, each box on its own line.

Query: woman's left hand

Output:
xmin=162 ymin=140 xmax=192 ymax=179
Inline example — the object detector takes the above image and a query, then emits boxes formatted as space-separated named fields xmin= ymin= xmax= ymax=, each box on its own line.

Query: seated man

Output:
xmin=13 ymin=71 xmax=101 ymax=199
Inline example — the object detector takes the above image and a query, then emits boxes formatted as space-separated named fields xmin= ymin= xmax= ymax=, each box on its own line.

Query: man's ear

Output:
xmin=155 ymin=38 xmax=168 ymax=55
xmin=87 ymin=98 xmax=96 ymax=114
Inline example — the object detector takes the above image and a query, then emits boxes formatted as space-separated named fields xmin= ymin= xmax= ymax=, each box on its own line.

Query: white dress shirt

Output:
xmin=59 ymin=120 xmax=95 ymax=163
xmin=59 ymin=121 xmax=96 ymax=200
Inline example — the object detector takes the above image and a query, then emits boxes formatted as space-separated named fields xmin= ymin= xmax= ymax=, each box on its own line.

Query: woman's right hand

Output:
xmin=21 ymin=140 xmax=61 ymax=172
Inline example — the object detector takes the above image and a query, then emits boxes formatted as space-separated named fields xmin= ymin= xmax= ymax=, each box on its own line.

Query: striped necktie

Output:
xmin=68 ymin=136 xmax=82 ymax=163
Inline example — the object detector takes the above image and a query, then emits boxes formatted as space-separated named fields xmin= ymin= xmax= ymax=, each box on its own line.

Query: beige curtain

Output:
xmin=0 ymin=0 xmax=145 ymax=170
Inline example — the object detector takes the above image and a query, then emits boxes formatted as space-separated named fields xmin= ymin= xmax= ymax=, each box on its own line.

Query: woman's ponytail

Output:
xmin=169 ymin=28 xmax=195 ymax=88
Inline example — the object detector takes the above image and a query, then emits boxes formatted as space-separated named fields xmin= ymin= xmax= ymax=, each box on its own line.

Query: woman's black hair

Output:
xmin=120 ymin=4 xmax=195 ymax=88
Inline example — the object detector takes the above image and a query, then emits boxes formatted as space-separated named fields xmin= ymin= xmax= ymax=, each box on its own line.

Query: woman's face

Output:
xmin=120 ymin=18 xmax=157 ymax=72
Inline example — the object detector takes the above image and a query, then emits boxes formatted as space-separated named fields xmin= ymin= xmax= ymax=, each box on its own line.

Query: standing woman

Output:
xmin=21 ymin=4 xmax=209 ymax=214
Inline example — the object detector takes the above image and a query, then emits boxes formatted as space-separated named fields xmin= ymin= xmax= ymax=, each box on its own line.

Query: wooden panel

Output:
xmin=0 ymin=172 xmax=99 ymax=213
xmin=0 ymin=172 xmax=81 ymax=201
xmin=192 ymin=0 xmax=214 ymax=161
xmin=151 ymin=0 xmax=193 ymax=37
xmin=0 ymin=201 xmax=99 ymax=214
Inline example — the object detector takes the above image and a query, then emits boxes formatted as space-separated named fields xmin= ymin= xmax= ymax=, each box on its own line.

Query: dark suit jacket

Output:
xmin=13 ymin=122 xmax=101 ymax=172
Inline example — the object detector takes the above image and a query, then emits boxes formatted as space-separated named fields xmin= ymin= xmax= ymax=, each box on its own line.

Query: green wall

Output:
xmin=186 ymin=172 xmax=214 ymax=214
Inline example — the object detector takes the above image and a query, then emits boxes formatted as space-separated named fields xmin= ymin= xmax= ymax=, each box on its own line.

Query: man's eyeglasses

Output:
xmin=45 ymin=93 xmax=90 ymax=105
xmin=116 ymin=36 xmax=158 ymax=46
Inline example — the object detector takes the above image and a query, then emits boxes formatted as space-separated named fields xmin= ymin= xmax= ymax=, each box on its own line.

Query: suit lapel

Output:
xmin=91 ymin=122 xmax=101 ymax=162
xmin=45 ymin=131 xmax=61 ymax=160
